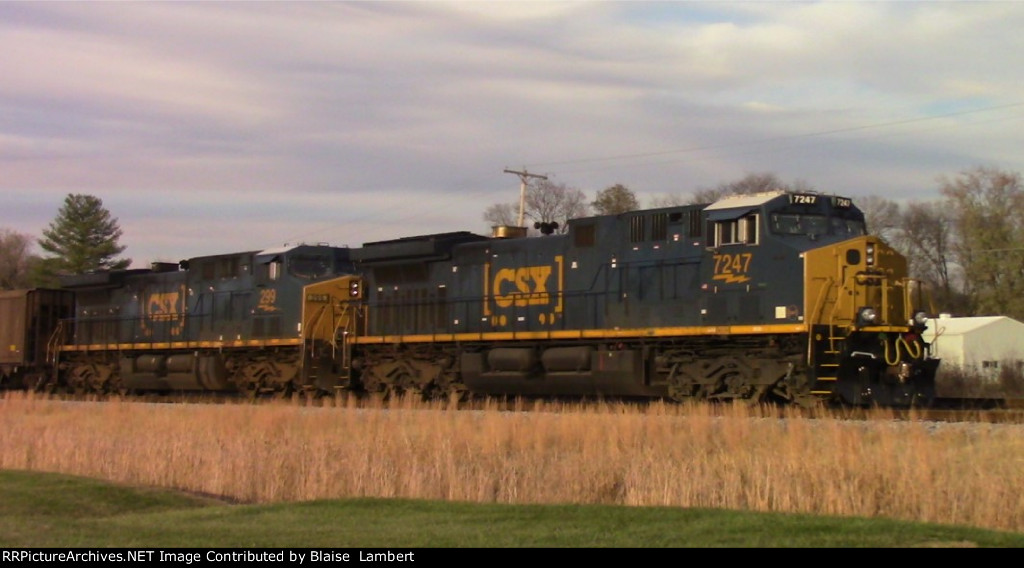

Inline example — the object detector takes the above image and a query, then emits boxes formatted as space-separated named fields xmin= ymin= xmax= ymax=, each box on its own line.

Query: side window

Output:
xmin=712 ymin=214 xmax=759 ymax=247
xmin=717 ymin=220 xmax=738 ymax=246
xmin=742 ymin=215 xmax=758 ymax=244
xmin=268 ymin=260 xmax=281 ymax=281
xmin=217 ymin=257 xmax=239 ymax=279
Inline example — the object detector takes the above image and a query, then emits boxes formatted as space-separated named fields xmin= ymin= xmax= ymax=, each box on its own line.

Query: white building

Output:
xmin=922 ymin=315 xmax=1024 ymax=382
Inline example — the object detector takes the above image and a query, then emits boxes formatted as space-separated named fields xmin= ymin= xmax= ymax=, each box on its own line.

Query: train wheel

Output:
xmin=67 ymin=364 xmax=100 ymax=395
xmin=440 ymin=384 xmax=470 ymax=404
xmin=358 ymin=366 xmax=387 ymax=397
xmin=273 ymin=384 xmax=293 ymax=401
xmin=359 ymin=360 xmax=428 ymax=402
xmin=299 ymin=386 xmax=324 ymax=404
xmin=771 ymin=367 xmax=818 ymax=407
xmin=385 ymin=384 xmax=420 ymax=402
xmin=23 ymin=373 xmax=47 ymax=393
xmin=705 ymin=357 xmax=758 ymax=402
xmin=233 ymin=359 xmax=279 ymax=400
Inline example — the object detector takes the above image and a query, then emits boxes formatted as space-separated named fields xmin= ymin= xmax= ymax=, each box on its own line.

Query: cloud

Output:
xmin=2 ymin=2 xmax=1022 ymax=267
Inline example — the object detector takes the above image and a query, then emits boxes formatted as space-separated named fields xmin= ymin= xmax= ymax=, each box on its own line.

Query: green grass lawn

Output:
xmin=1 ymin=470 xmax=1021 ymax=548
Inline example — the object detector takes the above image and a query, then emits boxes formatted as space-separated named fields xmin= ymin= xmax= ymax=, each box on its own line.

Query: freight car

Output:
xmin=0 ymin=289 xmax=74 ymax=390
xmin=14 ymin=189 xmax=939 ymax=407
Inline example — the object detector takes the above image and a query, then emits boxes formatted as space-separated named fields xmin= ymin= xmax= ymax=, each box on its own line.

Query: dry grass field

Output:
xmin=1 ymin=391 xmax=1021 ymax=534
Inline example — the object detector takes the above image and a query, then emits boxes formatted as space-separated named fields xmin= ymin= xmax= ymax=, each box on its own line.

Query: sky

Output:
xmin=2 ymin=1 xmax=1023 ymax=268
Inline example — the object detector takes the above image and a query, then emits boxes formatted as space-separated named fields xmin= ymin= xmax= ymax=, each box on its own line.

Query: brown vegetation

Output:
xmin=937 ymin=360 xmax=1024 ymax=400
xmin=1 ymin=392 xmax=1022 ymax=533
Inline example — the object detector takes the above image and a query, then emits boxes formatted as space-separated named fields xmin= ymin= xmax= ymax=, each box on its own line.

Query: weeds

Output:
xmin=1 ymin=392 xmax=1021 ymax=533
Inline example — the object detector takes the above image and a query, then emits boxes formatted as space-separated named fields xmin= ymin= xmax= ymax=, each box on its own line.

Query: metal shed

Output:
xmin=923 ymin=315 xmax=1024 ymax=382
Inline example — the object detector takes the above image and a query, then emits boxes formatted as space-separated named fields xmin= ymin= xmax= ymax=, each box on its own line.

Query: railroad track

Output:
xmin=886 ymin=407 xmax=1024 ymax=425
xmin=23 ymin=390 xmax=1024 ymax=426
xmin=777 ymin=399 xmax=1024 ymax=425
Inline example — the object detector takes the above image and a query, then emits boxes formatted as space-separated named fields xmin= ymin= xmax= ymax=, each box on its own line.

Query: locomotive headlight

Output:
xmin=857 ymin=306 xmax=878 ymax=326
xmin=911 ymin=310 xmax=928 ymax=327
xmin=865 ymin=244 xmax=875 ymax=266
xmin=349 ymin=281 xmax=360 ymax=297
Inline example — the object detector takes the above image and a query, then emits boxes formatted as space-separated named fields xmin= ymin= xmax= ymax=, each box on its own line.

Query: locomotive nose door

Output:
xmin=300 ymin=275 xmax=364 ymax=392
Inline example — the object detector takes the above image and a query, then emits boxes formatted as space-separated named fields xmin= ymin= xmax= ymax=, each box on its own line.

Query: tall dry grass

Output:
xmin=1 ymin=391 xmax=1021 ymax=533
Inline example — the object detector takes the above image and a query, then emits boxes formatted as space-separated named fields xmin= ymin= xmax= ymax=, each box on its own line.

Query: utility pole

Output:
xmin=503 ymin=168 xmax=548 ymax=227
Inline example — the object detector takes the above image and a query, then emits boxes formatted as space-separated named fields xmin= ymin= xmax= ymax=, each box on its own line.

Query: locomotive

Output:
xmin=2 ymin=190 xmax=939 ymax=406
xmin=53 ymin=244 xmax=354 ymax=396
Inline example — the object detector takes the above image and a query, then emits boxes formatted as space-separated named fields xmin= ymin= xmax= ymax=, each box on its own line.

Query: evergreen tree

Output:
xmin=37 ymin=194 xmax=131 ymax=283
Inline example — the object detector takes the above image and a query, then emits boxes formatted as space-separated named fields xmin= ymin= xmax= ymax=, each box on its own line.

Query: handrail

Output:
xmin=46 ymin=320 xmax=65 ymax=368
xmin=807 ymin=276 xmax=834 ymax=362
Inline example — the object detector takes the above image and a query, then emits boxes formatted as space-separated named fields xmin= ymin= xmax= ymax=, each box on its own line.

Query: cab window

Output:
xmin=288 ymin=254 xmax=332 ymax=279
xmin=830 ymin=217 xmax=867 ymax=237
xmin=770 ymin=213 xmax=828 ymax=236
xmin=711 ymin=214 xmax=758 ymax=247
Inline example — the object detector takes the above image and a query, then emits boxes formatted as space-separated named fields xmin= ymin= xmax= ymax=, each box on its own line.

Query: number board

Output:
xmin=788 ymin=193 xmax=817 ymax=205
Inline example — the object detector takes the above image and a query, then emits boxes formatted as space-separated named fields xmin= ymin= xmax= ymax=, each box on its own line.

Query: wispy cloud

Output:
xmin=2 ymin=1 xmax=1021 ymax=266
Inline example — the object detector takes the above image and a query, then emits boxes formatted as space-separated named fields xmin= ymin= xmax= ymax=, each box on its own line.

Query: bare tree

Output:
xmin=940 ymin=166 xmax=1024 ymax=318
xmin=689 ymin=172 xmax=810 ymax=204
xmin=647 ymin=193 xmax=688 ymax=208
xmin=592 ymin=184 xmax=639 ymax=215
xmin=896 ymin=201 xmax=968 ymax=315
xmin=857 ymin=195 xmax=902 ymax=244
xmin=482 ymin=202 xmax=518 ymax=228
xmin=484 ymin=180 xmax=589 ymax=235
xmin=0 ymin=229 xmax=39 ymax=289
xmin=527 ymin=180 xmax=590 ymax=234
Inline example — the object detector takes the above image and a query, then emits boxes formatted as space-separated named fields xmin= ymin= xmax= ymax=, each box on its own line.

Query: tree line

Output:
xmin=3 ymin=166 xmax=1023 ymax=320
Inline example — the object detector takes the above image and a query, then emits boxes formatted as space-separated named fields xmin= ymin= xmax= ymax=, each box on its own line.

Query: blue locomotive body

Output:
xmin=347 ymin=191 xmax=936 ymax=406
xmin=55 ymin=244 xmax=353 ymax=394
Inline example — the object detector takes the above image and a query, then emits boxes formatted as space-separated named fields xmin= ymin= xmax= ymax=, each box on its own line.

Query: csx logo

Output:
xmin=492 ymin=265 xmax=553 ymax=307
xmin=484 ymin=256 xmax=563 ymax=324
xmin=141 ymin=287 xmax=186 ymax=336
